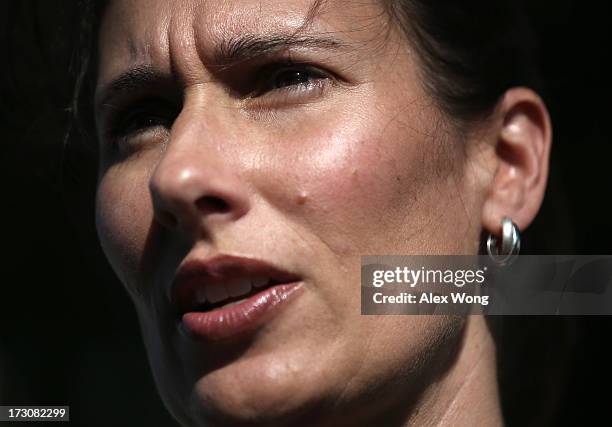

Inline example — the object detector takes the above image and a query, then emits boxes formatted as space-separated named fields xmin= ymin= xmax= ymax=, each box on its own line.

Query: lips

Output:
xmin=171 ymin=254 xmax=304 ymax=340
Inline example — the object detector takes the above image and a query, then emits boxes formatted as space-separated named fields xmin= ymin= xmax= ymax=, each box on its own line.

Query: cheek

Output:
xmin=95 ymin=166 xmax=154 ymax=287
xmin=254 ymin=109 xmax=456 ymax=257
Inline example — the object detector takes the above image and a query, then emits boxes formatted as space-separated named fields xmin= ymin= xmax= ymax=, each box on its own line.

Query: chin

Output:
xmin=185 ymin=354 xmax=327 ymax=427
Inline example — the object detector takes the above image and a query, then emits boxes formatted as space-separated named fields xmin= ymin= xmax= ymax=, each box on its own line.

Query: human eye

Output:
xmin=101 ymin=98 xmax=179 ymax=156
xmin=246 ymin=62 xmax=333 ymax=109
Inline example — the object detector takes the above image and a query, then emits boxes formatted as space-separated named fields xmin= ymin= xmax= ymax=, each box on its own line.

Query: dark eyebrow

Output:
xmin=95 ymin=65 xmax=171 ymax=115
xmin=211 ymin=33 xmax=350 ymax=67
xmin=95 ymin=34 xmax=349 ymax=113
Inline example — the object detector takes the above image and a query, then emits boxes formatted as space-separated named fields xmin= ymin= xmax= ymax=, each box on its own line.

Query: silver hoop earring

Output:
xmin=486 ymin=217 xmax=521 ymax=266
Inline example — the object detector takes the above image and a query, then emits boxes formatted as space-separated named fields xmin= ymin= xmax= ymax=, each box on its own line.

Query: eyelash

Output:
xmin=102 ymin=63 xmax=332 ymax=150
xmin=104 ymin=101 xmax=177 ymax=142
xmin=252 ymin=63 xmax=330 ymax=98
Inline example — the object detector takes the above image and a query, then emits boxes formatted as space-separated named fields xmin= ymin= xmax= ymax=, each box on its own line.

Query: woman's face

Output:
xmin=95 ymin=0 xmax=487 ymax=425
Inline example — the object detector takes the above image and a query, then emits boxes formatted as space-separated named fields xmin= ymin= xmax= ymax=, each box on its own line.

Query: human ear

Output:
xmin=481 ymin=87 xmax=552 ymax=235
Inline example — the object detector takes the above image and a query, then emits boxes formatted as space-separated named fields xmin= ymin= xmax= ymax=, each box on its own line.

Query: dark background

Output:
xmin=1 ymin=1 xmax=611 ymax=426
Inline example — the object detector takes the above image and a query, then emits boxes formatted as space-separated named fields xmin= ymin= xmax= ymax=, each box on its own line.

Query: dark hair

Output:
xmin=68 ymin=0 xmax=103 ymax=155
xmin=384 ymin=0 xmax=542 ymax=126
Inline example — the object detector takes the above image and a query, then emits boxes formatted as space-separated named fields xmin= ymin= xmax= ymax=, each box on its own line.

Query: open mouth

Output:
xmin=171 ymin=255 xmax=304 ymax=340
xmin=190 ymin=277 xmax=287 ymax=312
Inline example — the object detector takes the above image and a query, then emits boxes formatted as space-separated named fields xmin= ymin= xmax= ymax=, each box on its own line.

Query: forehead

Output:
xmin=98 ymin=0 xmax=388 ymax=86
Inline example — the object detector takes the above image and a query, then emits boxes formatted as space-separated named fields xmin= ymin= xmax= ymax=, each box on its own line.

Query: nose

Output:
xmin=149 ymin=128 xmax=251 ymax=238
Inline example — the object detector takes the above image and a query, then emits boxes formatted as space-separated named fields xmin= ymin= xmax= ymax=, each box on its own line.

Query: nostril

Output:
xmin=195 ymin=196 xmax=231 ymax=215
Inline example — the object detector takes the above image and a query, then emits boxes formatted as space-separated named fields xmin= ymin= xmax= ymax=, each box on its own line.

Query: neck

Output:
xmin=317 ymin=316 xmax=503 ymax=427
xmin=406 ymin=316 xmax=503 ymax=427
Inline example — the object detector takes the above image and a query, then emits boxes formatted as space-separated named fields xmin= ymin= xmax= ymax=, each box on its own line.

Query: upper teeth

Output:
xmin=196 ymin=277 xmax=273 ymax=305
